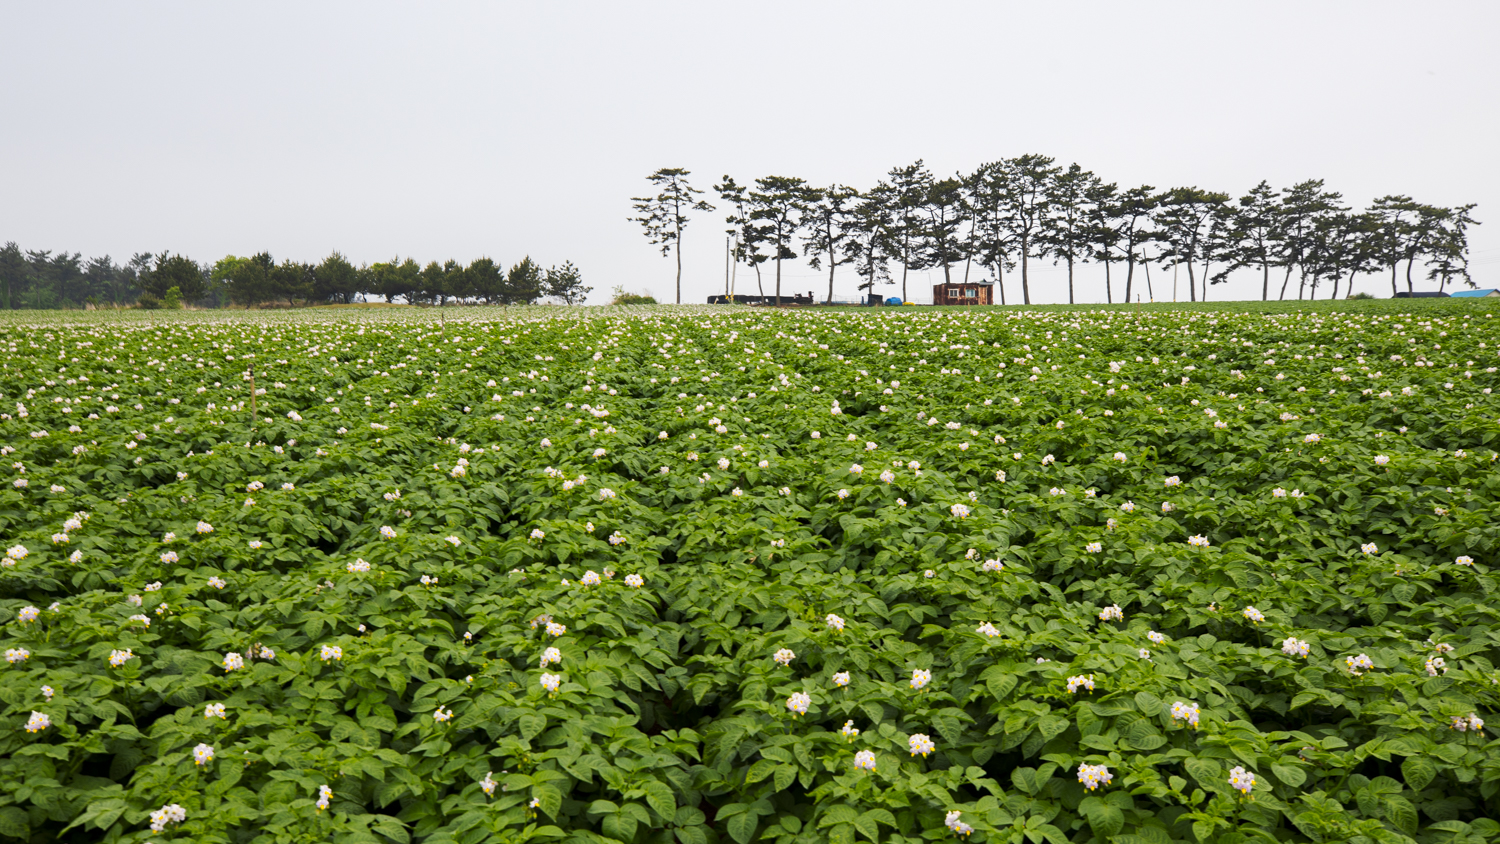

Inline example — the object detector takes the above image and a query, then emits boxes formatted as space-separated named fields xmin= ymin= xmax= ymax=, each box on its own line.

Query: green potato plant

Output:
xmin=0 ymin=299 xmax=1498 ymax=843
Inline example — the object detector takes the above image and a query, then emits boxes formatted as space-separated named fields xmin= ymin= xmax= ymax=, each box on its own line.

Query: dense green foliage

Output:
xmin=0 ymin=244 xmax=588 ymax=310
xmin=1 ymin=300 xmax=1498 ymax=844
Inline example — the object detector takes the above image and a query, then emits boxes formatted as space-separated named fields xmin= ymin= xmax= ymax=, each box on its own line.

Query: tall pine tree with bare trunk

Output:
xmin=748 ymin=176 xmax=814 ymax=305
xmin=1111 ymin=186 xmax=1158 ymax=304
xmin=1272 ymin=180 xmax=1342 ymax=300
xmin=1155 ymin=187 xmax=1230 ymax=303
xmin=878 ymin=162 xmax=932 ymax=303
xmin=1084 ymin=180 xmax=1120 ymax=304
xmin=1229 ymin=181 xmax=1281 ymax=301
xmin=630 ymin=168 xmax=714 ymax=304
xmin=1040 ymin=163 xmax=1097 ymax=304
xmin=968 ymin=162 xmax=1016 ymax=305
xmin=802 ymin=185 xmax=859 ymax=303
xmin=998 ymin=154 xmax=1059 ymax=305
xmin=921 ymin=176 xmax=969 ymax=286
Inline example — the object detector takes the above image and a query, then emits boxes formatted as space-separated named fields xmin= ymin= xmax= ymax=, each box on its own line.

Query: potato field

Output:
xmin=2 ymin=301 xmax=1499 ymax=844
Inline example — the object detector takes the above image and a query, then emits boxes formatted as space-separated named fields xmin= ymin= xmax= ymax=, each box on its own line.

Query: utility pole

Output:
xmin=1143 ymin=248 xmax=1156 ymax=302
xmin=729 ymin=234 xmax=738 ymax=300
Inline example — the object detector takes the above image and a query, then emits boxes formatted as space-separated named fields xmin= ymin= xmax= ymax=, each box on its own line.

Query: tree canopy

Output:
xmin=644 ymin=155 xmax=1480 ymax=303
xmin=0 ymin=245 xmax=586 ymax=310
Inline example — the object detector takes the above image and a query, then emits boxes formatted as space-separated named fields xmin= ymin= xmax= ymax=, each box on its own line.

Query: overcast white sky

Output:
xmin=3 ymin=2 xmax=1497 ymax=305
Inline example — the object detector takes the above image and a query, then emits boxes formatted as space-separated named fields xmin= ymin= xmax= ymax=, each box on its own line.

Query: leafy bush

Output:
xmin=0 ymin=301 xmax=1498 ymax=843
xmin=611 ymin=285 xmax=657 ymax=305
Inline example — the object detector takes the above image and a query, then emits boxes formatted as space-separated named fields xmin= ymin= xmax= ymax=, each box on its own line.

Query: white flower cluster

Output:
xmin=1170 ymin=701 xmax=1200 ymax=728
xmin=1451 ymin=713 xmax=1484 ymax=733
xmin=1066 ymin=675 xmax=1095 ymax=694
xmin=150 ymin=803 xmax=186 ymax=831
xmin=944 ymin=810 xmax=974 ymax=836
xmin=1228 ymin=766 xmax=1255 ymax=796
xmin=1077 ymin=763 xmax=1113 ymax=791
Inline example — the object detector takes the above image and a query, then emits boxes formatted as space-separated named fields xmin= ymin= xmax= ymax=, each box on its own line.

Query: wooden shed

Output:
xmin=933 ymin=282 xmax=993 ymax=306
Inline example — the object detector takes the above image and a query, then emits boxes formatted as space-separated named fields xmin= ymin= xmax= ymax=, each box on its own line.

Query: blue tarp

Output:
xmin=885 ymin=297 xmax=903 ymax=306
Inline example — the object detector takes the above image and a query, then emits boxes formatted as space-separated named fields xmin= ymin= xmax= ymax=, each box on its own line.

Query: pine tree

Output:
xmin=630 ymin=168 xmax=714 ymax=304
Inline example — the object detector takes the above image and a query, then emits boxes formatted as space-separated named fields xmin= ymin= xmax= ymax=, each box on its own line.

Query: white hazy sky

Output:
xmin=3 ymin=2 xmax=1497 ymax=305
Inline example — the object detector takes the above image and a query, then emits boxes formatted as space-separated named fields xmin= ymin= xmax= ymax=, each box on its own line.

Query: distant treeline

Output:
xmin=0 ymin=243 xmax=589 ymax=309
xmin=632 ymin=160 xmax=1480 ymax=305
